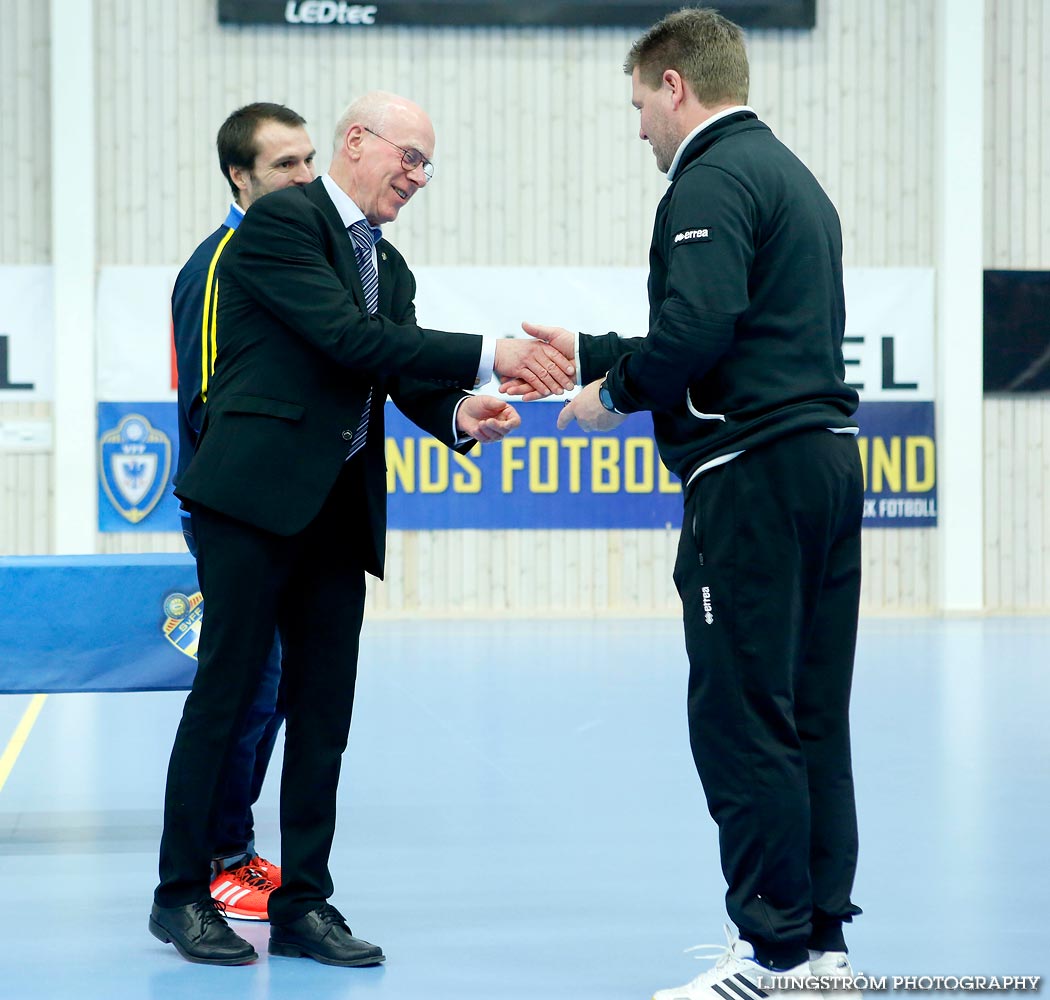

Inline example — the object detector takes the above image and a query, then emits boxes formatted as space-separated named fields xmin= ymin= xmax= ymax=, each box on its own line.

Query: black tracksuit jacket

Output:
xmin=580 ymin=110 xmax=859 ymax=483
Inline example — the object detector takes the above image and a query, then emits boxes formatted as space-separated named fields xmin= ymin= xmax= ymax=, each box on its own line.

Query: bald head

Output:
xmin=329 ymin=90 xmax=435 ymax=225
xmin=331 ymin=91 xmax=418 ymax=149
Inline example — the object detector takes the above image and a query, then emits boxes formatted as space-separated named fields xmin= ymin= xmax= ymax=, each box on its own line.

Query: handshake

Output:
xmin=456 ymin=321 xmax=628 ymax=444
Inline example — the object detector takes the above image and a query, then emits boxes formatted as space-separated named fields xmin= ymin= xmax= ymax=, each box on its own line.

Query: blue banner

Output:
xmin=0 ymin=554 xmax=200 ymax=693
xmin=856 ymin=400 xmax=937 ymax=527
xmin=386 ymin=403 xmax=682 ymax=529
xmin=96 ymin=398 xmax=936 ymax=533
xmin=97 ymin=401 xmax=685 ymax=532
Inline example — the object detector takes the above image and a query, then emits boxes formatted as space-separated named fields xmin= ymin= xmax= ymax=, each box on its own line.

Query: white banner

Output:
xmin=414 ymin=266 xmax=649 ymax=394
xmin=93 ymin=265 xmax=934 ymax=403
xmin=413 ymin=266 xmax=651 ymax=339
xmin=96 ymin=266 xmax=179 ymax=402
xmin=843 ymin=268 xmax=934 ymax=402
xmin=0 ymin=266 xmax=54 ymax=401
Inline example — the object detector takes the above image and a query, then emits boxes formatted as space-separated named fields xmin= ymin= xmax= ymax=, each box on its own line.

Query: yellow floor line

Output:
xmin=0 ymin=694 xmax=47 ymax=793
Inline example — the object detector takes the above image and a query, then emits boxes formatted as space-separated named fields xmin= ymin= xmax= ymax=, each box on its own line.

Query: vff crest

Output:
xmin=98 ymin=414 xmax=172 ymax=524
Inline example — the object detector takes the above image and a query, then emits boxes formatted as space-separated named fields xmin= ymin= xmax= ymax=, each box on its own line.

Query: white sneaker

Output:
xmin=652 ymin=925 xmax=819 ymax=1000
xmin=809 ymin=950 xmax=857 ymax=999
xmin=809 ymin=951 xmax=852 ymax=977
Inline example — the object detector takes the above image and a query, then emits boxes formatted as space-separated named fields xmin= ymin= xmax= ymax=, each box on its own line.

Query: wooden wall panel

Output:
xmin=985 ymin=0 xmax=1049 ymax=268
xmin=983 ymin=397 xmax=1050 ymax=611
xmin=983 ymin=0 xmax=1050 ymax=611
xmin=0 ymin=1 xmax=52 ymax=554
xmin=91 ymin=1 xmax=943 ymax=270
xmin=0 ymin=0 xmax=50 ymax=265
xmin=0 ymin=402 xmax=52 ymax=555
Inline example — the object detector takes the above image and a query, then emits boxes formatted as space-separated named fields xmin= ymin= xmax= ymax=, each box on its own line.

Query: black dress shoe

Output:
xmin=149 ymin=899 xmax=257 ymax=965
xmin=269 ymin=903 xmax=385 ymax=967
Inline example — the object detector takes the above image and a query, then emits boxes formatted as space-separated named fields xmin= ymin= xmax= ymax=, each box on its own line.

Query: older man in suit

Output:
xmin=149 ymin=90 xmax=574 ymax=967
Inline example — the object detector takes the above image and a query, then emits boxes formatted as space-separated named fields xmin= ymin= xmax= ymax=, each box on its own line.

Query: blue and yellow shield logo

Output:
xmin=99 ymin=414 xmax=172 ymax=524
xmin=162 ymin=591 xmax=203 ymax=660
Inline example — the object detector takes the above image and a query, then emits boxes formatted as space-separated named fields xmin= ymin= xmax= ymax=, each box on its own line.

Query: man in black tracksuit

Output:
xmin=513 ymin=8 xmax=864 ymax=997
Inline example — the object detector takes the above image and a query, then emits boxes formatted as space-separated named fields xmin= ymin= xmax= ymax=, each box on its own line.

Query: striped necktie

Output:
xmin=346 ymin=220 xmax=378 ymax=459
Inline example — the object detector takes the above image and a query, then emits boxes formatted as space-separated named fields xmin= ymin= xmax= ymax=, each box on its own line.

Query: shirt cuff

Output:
xmin=451 ymin=395 xmax=472 ymax=446
xmin=474 ymin=334 xmax=496 ymax=388
xmin=574 ymin=331 xmax=582 ymax=385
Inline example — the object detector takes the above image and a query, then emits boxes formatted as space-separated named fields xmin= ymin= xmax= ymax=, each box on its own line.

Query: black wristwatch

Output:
xmin=598 ymin=378 xmax=622 ymax=414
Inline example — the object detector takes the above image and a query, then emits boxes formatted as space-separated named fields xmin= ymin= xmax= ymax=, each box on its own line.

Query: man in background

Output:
xmin=170 ymin=102 xmax=316 ymax=921
xmin=151 ymin=90 xmax=574 ymax=967
xmin=512 ymin=9 xmax=863 ymax=998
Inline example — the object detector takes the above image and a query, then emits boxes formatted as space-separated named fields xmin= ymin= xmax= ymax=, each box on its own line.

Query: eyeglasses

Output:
xmin=363 ymin=127 xmax=434 ymax=181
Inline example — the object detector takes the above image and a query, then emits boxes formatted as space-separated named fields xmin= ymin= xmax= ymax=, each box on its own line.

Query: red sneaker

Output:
xmin=249 ymin=854 xmax=282 ymax=887
xmin=209 ymin=863 xmax=276 ymax=921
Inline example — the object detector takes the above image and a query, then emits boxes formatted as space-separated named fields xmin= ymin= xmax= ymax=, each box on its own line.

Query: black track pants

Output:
xmin=672 ymin=429 xmax=864 ymax=969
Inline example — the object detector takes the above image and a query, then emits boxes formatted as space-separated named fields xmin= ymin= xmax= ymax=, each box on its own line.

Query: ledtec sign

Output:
xmin=218 ymin=0 xmax=817 ymax=28
xmin=283 ymin=2 xmax=376 ymax=24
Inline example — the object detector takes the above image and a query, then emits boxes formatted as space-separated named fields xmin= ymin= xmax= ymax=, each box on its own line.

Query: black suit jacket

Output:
xmin=175 ymin=177 xmax=482 ymax=578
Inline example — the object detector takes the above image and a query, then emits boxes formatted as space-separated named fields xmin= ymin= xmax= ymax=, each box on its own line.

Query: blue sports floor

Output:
xmin=0 ymin=618 xmax=1047 ymax=999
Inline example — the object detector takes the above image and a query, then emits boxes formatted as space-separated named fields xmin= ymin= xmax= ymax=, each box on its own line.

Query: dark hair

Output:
xmin=216 ymin=103 xmax=307 ymax=197
xmin=625 ymin=7 xmax=749 ymax=106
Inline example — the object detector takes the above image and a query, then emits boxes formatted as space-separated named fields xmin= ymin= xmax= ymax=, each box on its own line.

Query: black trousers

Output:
xmin=155 ymin=463 xmax=368 ymax=925
xmin=672 ymin=429 xmax=864 ymax=969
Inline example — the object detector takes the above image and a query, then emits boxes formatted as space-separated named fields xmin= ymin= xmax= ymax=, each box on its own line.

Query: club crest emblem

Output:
xmin=99 ymin=414 xmax=172 ymax=524
xmin=162 ymin=591 xmax=203 ymax=660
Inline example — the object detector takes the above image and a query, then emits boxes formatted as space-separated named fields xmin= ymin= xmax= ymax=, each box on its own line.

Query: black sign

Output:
xmin=984 ymin=270 xmax=1050 ymax=393
xmin=218 ymin=0 xmax=816 ymax=29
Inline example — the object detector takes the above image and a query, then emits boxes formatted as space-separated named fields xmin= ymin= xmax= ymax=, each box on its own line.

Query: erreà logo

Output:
xmin=673 ymin=228 xmax=711 ymax=245
xmin=285 ymin=1 xmax=378 ymax=24
xmin=701 ymin=586 xmax=714 ymax=624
